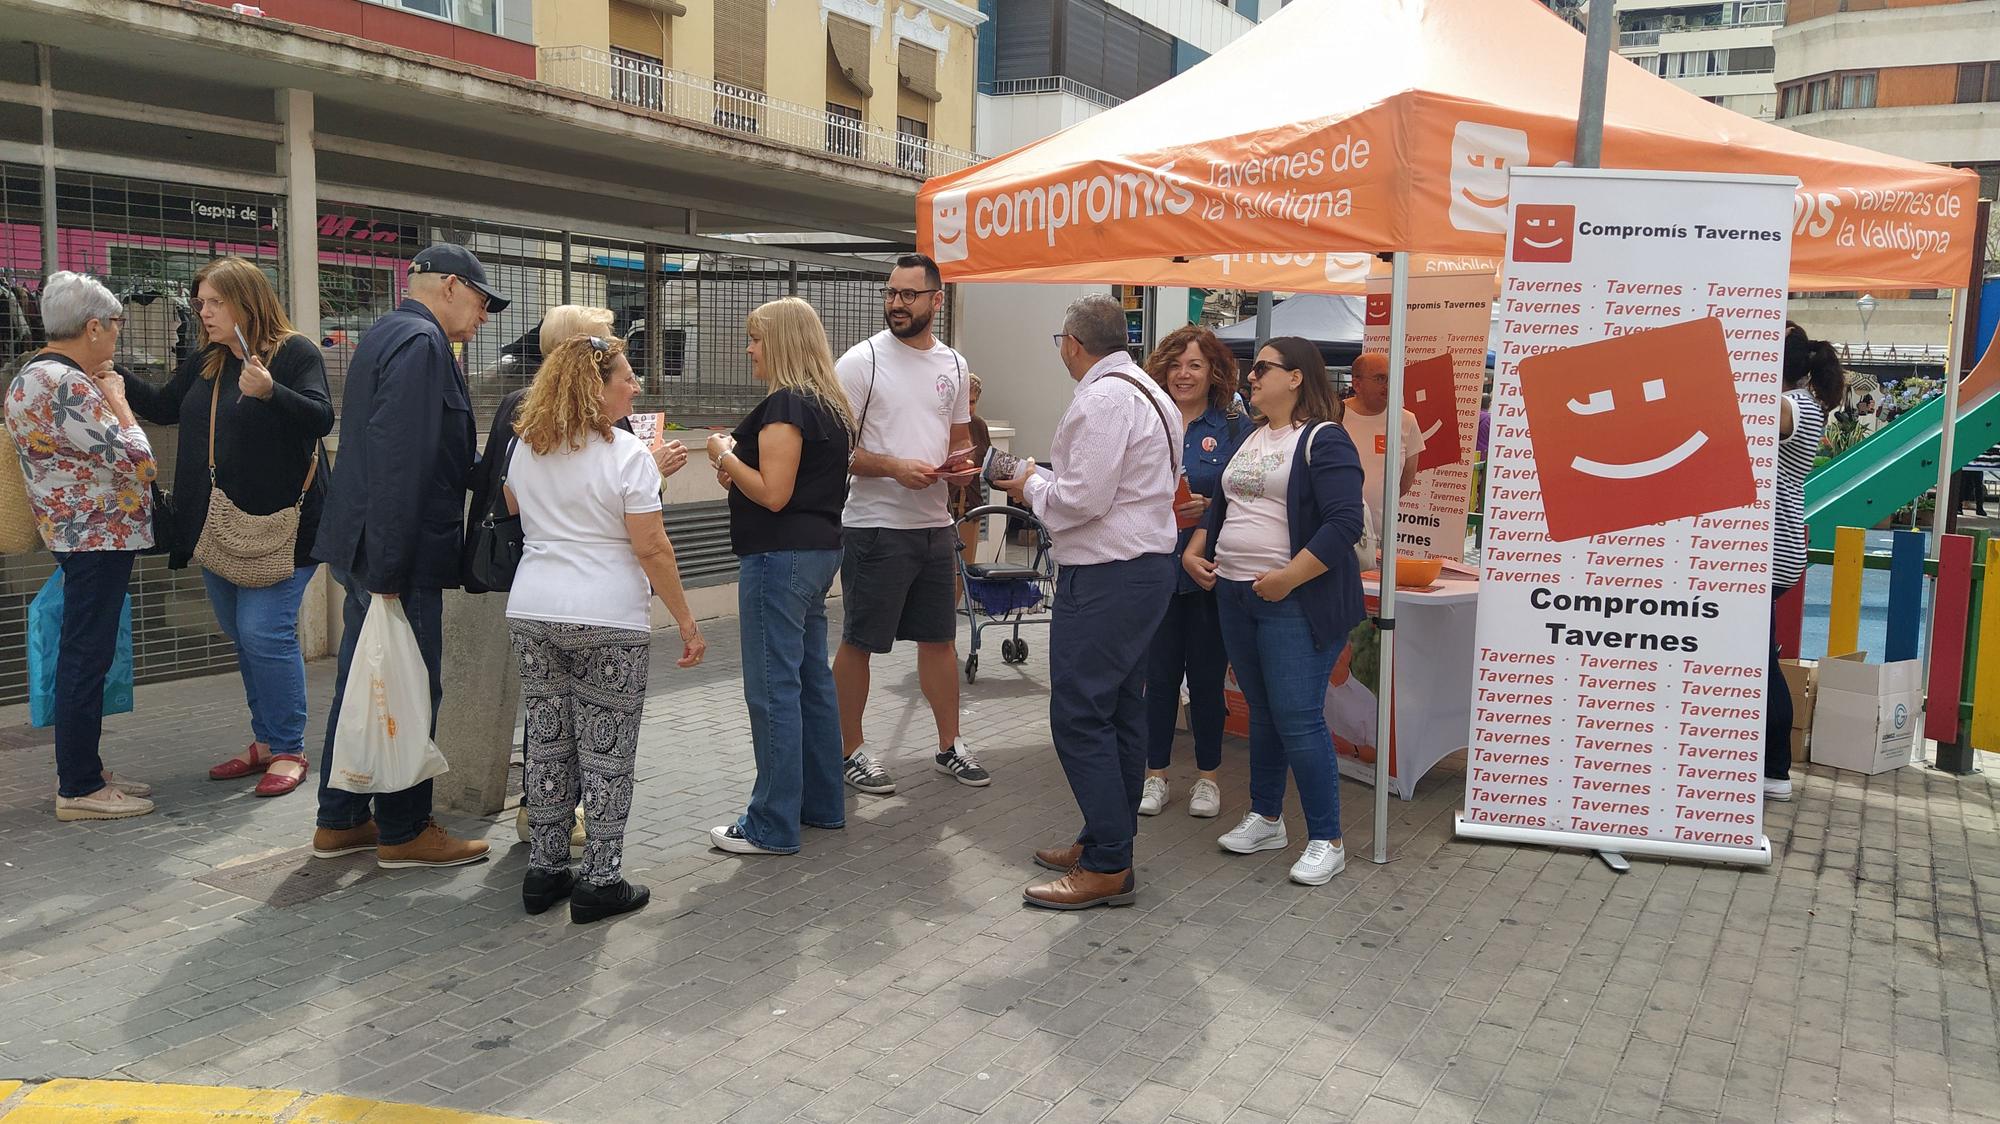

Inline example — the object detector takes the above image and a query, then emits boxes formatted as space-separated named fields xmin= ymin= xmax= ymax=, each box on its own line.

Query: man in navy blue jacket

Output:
xmin=310 ymin=245 xmax=509 ymax=870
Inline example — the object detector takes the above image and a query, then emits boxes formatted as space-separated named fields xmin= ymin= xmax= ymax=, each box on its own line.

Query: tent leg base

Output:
xmin=1597 ymin=850 xmax=1630 ymax=873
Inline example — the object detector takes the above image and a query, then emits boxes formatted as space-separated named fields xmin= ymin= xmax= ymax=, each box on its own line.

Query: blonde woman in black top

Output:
xmin=707 ymin=297 xmax=855 ymax=856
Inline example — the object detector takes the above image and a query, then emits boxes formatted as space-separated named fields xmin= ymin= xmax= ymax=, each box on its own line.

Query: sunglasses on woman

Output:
xmin=1247 ymin=360 xmax=1296 ymax=380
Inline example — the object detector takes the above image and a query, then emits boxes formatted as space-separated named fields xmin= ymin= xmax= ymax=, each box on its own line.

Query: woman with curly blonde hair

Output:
xmin=504 ymin=334 xmax=706 ymax=922
xmin=704 ymin=297 xmax=855 ymax=856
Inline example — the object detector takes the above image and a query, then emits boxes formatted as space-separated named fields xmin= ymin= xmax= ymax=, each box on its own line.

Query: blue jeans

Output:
xmin=1216 ymin=579 xmax=1343 ymax=841
xmin=1144 ymin=589 xmax=1227 ymax=772
xmin=737 ymin=549 xmax=845 ymax=853
xmin=203 ymin=565 xmax=316 ymax=754
xmin=1050 ymin=553 xmax=1176 ymax=874
xmin=316 ymin=576 xmax=444 ymax=846
xmin=53 ymin=550 xmax=135 ymax=799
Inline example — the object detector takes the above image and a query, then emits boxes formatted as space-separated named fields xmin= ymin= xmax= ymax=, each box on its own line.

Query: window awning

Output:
xmin=627 ymin=0 xmax=686 ymax=15
xmin=898 ymin=40 xmax=940 ymax=103
xmin=828 ymin=16 xmax=874 ymax=99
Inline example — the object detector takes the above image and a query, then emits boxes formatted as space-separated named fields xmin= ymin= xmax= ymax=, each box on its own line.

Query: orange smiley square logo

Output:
xmin=1518 ymin=316 xmax=1755 ymax=542
xmin=1512 ymin=204 xmax=1576 ymax=264
xmin=1402 ymin=353 xmax=1461 ymax=472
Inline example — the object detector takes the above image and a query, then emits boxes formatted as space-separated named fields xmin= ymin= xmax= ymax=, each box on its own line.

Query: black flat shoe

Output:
xmin=570 ymin=878 xmax=650 ymax=924
xmin=523 ymin=867 xmax=577 ymax=915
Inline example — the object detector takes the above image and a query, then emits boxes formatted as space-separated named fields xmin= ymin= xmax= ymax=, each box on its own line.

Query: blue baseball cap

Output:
xmin=409 ymin=244 xmax=510 ymax=313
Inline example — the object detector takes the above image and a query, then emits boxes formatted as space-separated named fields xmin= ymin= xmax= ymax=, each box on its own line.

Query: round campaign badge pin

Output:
xmin=1201 ymin=436 xmax=1217 ymax=452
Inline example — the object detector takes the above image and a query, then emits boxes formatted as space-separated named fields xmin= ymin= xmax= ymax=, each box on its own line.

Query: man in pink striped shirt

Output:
xmin=996 ymin=294 xmax=1181 ymax=910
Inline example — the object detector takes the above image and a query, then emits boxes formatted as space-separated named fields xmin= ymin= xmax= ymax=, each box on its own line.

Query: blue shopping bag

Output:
xmin=27 ymin=570 xmax=135 ymax=729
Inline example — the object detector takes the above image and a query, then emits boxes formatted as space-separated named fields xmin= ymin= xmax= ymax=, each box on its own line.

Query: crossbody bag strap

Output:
xmin=1102 ymin=370 xmax=1180 ymax=475
xmin=209 ymin=365 xmax=321 ymax=504
xmin=1303 ymin=421 xmax=1334 ymax=466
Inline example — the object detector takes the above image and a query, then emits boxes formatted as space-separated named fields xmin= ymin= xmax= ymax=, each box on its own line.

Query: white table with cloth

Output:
xmin=1325 ymin=575 xmax=1480 ymax=800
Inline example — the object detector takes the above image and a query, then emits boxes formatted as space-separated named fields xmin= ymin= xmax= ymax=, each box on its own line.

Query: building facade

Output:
xmin=960 ymin=0 xmax=1272 ymax=456
xmin=0 ymin=0 xmax=976 ymax=701
xmin=1771 ymin=0 xmax=1999 ymax=358
xmin=1613 ymin=0 xmax=1784 ymax=121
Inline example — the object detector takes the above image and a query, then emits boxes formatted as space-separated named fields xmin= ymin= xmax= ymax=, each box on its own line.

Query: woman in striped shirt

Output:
xmin=1764 ymin=327 xmax=1844 ymax=802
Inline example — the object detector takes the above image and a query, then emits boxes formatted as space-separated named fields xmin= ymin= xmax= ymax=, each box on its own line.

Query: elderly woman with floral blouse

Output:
xmin=4 ymin=271 xmax=160 ymax=821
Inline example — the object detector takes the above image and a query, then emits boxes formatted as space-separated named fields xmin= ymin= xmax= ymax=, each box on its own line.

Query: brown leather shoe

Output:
xmin=311 ymin=820 xmax=378 ymax=858
xmin=1034 ymin=842 xmax=1083 ymax=872
xmin=1023 ymin=867 xmax=1136 ymax=911
xmin=377 ymin=821 xmax=490 ymax=869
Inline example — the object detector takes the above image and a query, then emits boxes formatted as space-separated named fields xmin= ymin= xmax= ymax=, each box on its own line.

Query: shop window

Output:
xmin=826 ymin=102 xmax=864 ymax=159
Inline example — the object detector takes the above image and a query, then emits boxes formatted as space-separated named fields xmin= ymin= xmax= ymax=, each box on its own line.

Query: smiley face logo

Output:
xmin=1364 ymin=292 xmax=1392 ymax=327
xmin=930 ymin=188 xmax=969 ymax=264
xmin=1512 ymin=204 xmax=1576 ymax=264
xmin=1449 ymin=122 xmax=1531 ymax=234
xmin=1402 ymin=353 xmax=1462 ymax=472
xmin=1518 ymin=317 xmax=1756 ymax=542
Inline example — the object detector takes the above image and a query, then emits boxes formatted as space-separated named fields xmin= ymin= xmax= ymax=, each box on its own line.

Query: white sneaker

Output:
xmin=1290 ymin=840 xmax=1345 ymax=886
xmin=1187 ymin=778 xmax=1221 ymax=818
xmin=1219 ymin=812 xmax=1287 ymax=854
xmin=1138 ymin=776 xmax=1168 ymax=816
xmin=1763 ymin=778 xmax=1793 ymax=802
xmin=710 ymin=824 xmax=785 ymax=855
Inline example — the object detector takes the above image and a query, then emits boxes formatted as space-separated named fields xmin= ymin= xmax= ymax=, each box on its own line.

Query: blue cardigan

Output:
xmin=1198 ymin=421 xmax=1368 ymax=651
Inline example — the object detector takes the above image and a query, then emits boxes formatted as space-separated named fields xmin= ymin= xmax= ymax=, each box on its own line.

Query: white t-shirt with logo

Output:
xmin=837 ymin=330 xmax=972 ymax=530
xmin=505 ymin=427 xmax=664 ymax=632
xmin=1341 ymin=405 xmax=1426 ymax=539
xmin=1215 ymin=422 xmax=1300 ymax=582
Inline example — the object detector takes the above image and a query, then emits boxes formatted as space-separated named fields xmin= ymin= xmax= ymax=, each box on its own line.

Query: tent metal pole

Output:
xmin=1574 ymin=0 xmax=1616 ymax=167
xmin=1255 ymin=291 xmax=1274 ymax=349
xmin=1371 ymin=251 xmax=1410 ymax=866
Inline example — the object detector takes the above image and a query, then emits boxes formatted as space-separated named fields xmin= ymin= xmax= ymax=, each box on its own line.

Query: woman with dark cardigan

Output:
xmin=125 ymin=256 xmax=333 ymax=797
xmin=1182 ymin=336 xmax=1366 ymax=887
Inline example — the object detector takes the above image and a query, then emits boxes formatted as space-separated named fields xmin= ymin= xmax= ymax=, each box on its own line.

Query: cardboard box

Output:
xmin=1780 ymin=658 xmax=1817 ymax=762
xmin=1809 ymin=652 xmax=1923 ymax=775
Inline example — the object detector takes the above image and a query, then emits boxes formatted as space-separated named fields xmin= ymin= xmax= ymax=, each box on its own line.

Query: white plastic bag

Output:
xmin=329 ymin=594 xmax=450 ymax=794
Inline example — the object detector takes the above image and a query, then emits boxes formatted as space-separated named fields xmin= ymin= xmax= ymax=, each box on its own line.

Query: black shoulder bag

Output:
xmin=468 ymin=433 xmax=524 ymax=592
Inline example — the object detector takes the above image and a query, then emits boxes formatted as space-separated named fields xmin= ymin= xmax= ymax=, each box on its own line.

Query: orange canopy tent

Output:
xmin=917 ymin=0 xmax=1979 ymax=294
xmin=922 ymin=0 xmax=1982 ymax=867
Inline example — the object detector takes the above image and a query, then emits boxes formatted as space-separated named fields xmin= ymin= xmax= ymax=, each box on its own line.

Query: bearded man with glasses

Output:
xmin=829 ymin=253 xmax=990 ymax=796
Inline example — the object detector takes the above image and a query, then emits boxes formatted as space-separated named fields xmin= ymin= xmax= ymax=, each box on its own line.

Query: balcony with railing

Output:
xmin=986 ymin=75 xmax=1125 ymax=110
xmin=538 ymin=46 xmax=981 ymax=179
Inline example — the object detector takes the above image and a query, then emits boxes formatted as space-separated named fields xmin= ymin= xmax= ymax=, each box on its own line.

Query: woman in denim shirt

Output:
xmin=1140 ymin=327 xmax=1248 ymax=819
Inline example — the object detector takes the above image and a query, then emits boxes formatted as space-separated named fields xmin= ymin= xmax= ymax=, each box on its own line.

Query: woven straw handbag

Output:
xmin=0 ymin=439 xmax=40 ymax=555
xmin=191 ymin=376 xmax=317 ymax=588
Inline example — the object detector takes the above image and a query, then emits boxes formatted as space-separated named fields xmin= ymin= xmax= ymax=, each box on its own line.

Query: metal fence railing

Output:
xmin=537 ymin=47 xmax=982 ymax=179
xmin=987 ymin=75 xmax=1125 ymax=110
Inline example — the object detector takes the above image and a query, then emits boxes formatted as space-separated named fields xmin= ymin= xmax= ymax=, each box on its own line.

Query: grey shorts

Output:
xmin=840 ymin=526 xmax=958 ymax=653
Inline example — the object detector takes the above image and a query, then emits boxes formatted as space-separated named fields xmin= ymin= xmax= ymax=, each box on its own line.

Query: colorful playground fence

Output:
xmin=1780 ymin=526 xmax=1997 ymax=763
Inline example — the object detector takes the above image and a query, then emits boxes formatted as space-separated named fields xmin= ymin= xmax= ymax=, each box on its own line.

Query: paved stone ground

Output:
xmin=1 ymin=608 xmax=1997 ymax=1124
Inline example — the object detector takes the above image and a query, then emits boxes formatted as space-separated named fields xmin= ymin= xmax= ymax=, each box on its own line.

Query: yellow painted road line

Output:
xmin=0 ymin=1082 xmax=544 ymax=1124
xmin=2 ymin=1078 xmax=297 ymax=1122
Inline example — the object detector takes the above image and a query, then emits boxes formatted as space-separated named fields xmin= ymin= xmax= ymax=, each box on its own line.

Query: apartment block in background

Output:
xmin=536 ymin=0 xmax=983 ymax=177
xmin=1614 ymin=0 xmax=1783 ymax=121
xmin=1774 ymin=0 xmax=1999 ymax=360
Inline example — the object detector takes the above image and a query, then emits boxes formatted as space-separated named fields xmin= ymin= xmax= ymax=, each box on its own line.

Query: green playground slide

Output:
xmin=1804 ymin=359 xmax=2000 ymax=549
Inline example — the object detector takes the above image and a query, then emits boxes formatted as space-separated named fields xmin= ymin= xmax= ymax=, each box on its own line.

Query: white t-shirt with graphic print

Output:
xmin=1215 ymin=422 xmax=1301 ymax=582
xmin=836 ymin=329 xmax=972 ymax=530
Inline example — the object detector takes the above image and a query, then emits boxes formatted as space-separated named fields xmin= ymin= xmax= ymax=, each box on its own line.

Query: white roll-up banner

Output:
xmin=1458 ymin=167 xmax=1797 ymax=868
xmin=1361 ymin=272 xmax=1494 ymax=561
